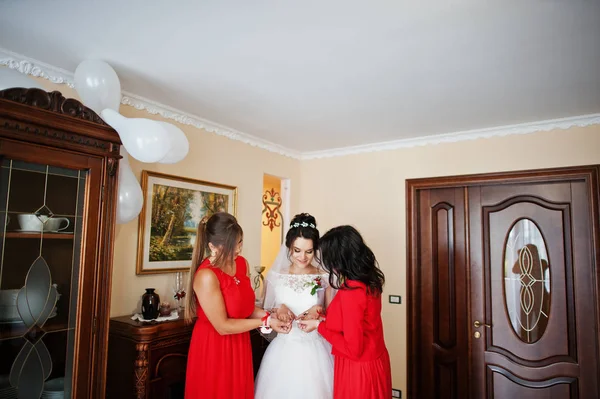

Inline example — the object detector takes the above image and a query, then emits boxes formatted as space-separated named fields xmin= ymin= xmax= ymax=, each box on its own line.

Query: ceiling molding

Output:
xmin=1 ymin=47 xmax=599 ymax=161
xmin=300 ymin=113 xmax=600 ymax=159
xmin=0 ymin=47 xmax=301 ymax=159
xmin=118 ymin=92 xmax=302 ymax=159
xmin=0 ymin=48 xmax=75 ymax=88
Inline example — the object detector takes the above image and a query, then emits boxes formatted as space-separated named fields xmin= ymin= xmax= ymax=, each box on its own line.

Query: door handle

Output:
xmin=474 ymin=320 xmax=492 ymax=328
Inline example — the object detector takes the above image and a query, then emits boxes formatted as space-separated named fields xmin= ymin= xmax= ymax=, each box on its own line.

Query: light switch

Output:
xmin=389 ymin=295 xmax=401 ymax=304
xmin=392 ymin=389 xmax=401 ymax=398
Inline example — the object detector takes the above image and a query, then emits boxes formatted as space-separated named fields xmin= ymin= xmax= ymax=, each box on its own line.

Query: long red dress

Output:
xmin=185 ymin=256 xmax=256 ymax=398
xmin=318 ymin=280 xmax=392 ymax=398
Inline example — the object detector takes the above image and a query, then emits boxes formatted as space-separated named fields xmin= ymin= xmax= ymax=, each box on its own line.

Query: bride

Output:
xmin=255 ymin=213 xmax=335 ymax=399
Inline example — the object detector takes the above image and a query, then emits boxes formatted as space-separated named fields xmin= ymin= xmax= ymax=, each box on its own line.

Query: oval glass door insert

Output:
xmin=504 ymin=218 xmax=551 ymax=343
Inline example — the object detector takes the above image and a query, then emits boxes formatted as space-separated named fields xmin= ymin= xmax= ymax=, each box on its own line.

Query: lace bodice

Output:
xmin=270 ymin=273 xmax=328 ymax=316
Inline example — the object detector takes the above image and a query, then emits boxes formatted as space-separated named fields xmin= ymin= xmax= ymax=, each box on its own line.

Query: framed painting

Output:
xmin=136 ymin=171 xmax=238 ymax=275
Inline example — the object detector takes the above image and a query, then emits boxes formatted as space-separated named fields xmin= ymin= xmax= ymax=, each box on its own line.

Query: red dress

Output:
xmin=318 ymin=280 xmax=392 ymax=398
xmin=185 ymin=256 xmax=256 ymax=398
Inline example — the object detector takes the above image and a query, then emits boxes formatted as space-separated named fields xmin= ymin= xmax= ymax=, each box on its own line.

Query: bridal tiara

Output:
xmin=290 ymin=222 xmax=316 ymax=229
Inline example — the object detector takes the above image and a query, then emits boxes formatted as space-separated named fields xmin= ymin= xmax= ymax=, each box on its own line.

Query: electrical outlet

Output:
xmin=389 ymin=295 xmax=401 ymax=304
xmin=392 ymin=388 xmax=401 ymax=398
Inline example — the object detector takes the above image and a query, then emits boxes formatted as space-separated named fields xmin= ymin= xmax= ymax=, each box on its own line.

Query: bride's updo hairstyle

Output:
xmin=285 ymin=213 xmax=320 ymax=254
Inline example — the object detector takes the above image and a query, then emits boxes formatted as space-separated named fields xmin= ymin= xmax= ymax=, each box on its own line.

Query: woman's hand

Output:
xmin=297 ymin=318 xmax=320 ymax=333
xmin=269 ymin=317 xmax=292 ymax=334
xmin=274 ymin=304 xmax=295 ymax=323
xmin=297 ymin=305 xmax=323 ymax=320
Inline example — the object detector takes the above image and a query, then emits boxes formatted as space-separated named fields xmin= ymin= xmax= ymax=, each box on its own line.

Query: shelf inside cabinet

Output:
xmin=0 ymin=318 xmax=70 ymax=341
xmin=3 ymin=232 xmax=74 ymax=239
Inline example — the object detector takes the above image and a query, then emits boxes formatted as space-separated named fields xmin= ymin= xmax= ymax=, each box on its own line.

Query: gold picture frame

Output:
xmin=136 ymin=171 xmax=238 ymax=275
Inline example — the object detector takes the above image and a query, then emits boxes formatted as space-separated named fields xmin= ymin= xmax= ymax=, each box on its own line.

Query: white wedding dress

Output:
xmin=254 ymin=273 xmax=334 ymax=399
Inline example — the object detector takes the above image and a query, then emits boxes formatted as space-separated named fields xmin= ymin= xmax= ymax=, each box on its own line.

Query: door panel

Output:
xmin=490 ymin=368 xmax=577 ymax=398
xmin=470 ymin=182 xmax=598 ymax=398
xmin=414 ymin=188 xmax=469 ymax=399
xmin=408 ymin=166 xmax=600 ymax=399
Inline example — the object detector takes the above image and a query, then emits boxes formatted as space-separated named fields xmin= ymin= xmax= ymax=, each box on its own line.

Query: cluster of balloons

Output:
xmin=0 ymin=62 xmax=190 ymax=224
xmin=73 ymin=60 xmax=189 ymax=224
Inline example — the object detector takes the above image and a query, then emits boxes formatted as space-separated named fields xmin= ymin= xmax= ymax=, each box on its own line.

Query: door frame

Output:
xmin=406 ymin=165 xmax=600 ymax=399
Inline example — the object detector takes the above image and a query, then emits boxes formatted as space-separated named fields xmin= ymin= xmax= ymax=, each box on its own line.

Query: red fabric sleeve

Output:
xmin=318 ymin=286 xmax=367 ymax=358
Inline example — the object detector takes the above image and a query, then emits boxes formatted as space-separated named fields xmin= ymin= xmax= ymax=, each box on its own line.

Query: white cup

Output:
xmin=17 ymin=214 xmax=70 ymax=232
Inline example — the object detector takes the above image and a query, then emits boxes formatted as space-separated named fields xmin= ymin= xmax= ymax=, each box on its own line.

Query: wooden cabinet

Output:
xmin=106 ymin=315 xmax=195 ymax=399
xmin=106 ymin=315 xmax=271 ymax=398
xmin=0 ymin=88 xmax=120 ymax=398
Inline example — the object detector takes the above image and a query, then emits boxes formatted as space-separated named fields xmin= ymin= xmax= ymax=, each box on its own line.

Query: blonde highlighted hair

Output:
xmin=184 ymin=212 xmax=243 ymax=322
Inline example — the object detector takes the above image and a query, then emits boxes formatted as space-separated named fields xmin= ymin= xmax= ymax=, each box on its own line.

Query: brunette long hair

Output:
xmin=319 ymin=225 xmax=385 ymax=295
xmin=184 ymin=212 xmax=243 ymax=322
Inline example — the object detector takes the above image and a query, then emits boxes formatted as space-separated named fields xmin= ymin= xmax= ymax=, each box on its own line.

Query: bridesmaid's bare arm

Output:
xmin=195 ymin=269 xmax=268 ymax=335
xmin=250 ymin=307 xmax=268 ymax=319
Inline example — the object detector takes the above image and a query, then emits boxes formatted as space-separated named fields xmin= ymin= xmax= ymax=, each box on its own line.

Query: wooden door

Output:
xmin=407 ymin=166 xmax=600 ymax=399
xmin=469 ymin=181 xmax=599 ymax=398
xmin=411 ymin=187 xmax=470 ymax=398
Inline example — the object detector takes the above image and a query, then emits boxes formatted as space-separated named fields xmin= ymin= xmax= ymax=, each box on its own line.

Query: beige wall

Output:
xmin=21 ymin=72 xmax=600 ymax=396
xmin=27 ymin=76 xmax=302 ymax=318
xmin=298 ymin=125 xmax=600 ymax=394
xmin=112 ymin=109 xmax=301 ymax=317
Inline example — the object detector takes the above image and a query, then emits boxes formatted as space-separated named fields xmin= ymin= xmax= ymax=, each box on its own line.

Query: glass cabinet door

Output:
xmin=0 ymin=158 xmax=87 ymax=399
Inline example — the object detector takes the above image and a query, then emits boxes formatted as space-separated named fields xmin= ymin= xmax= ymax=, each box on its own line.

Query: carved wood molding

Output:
xmin=135 ymin=343 xmax=149 ymax=399
xmin=1 ymin=118 xmax=111 ymax=151
xmin=108 ymin=157 xmax=118 ymax=177
xmin=0 ymin=88 xmax=109 ymax=126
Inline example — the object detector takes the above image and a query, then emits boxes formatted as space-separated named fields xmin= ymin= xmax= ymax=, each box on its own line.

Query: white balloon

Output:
xmin=74 ymin=60 xmax=121 ymax=114
xmin=101 ymin=109 xmax=172 ymax=163
xmin=158 ymin=122 xmax=189 ymax=164
xmin=0 ymin=68 xmax=44 ymax=91
xmin=116 ymin=148 xmax=143 ymax=224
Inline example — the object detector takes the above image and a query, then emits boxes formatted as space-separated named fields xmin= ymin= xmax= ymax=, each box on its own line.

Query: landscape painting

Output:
xmin=136 ymin=171 xmax=237 ymax=274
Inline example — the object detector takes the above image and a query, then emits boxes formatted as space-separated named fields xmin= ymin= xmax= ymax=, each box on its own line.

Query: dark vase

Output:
xmin=141 ymin=288 xmax=160 ymax=320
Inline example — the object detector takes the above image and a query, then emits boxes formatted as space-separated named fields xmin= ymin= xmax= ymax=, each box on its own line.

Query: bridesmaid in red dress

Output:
xmin=184 ymin=212 xmax=290 ymax=398
xmin=299 ymin=225 xmax=392 ymax=398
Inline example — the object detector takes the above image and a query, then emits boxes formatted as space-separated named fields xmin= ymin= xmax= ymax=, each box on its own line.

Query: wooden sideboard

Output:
xmin=106 ymin=315 xmax=194 ymax=399
xmin=106 ymin=314 xmax=270 ymax=398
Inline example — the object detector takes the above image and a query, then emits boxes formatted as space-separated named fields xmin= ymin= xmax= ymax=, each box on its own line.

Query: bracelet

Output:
xmin=260 ymin=311 xmax=272 ymax=334
xmin=261 ymin=311 xmax=270 ymax=324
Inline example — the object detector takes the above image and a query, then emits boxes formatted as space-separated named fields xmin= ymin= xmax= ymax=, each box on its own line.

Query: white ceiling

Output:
xmin=1 ymin=0 xmax=599 ymax=153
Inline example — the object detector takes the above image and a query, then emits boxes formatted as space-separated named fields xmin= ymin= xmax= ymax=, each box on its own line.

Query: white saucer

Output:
xmin=13 ymin=229 xmax=72 ymax=234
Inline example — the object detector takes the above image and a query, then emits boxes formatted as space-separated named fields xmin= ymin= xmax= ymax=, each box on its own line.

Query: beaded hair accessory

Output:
xmin=290 ymin=222 xmax=316 ymax=229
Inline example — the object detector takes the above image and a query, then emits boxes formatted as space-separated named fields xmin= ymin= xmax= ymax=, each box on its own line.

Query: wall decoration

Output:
xmin=137 ymin=171 xmax=237 ymax=275
xmin=262 ymin=188 xmax=282 ymax=232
